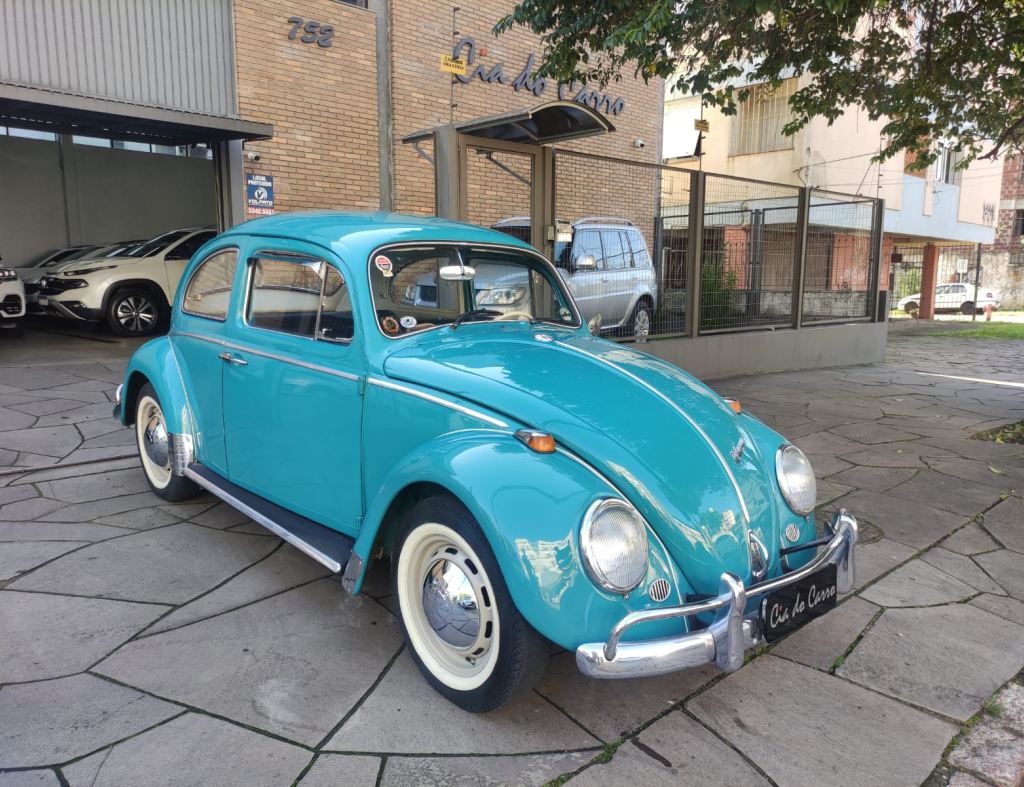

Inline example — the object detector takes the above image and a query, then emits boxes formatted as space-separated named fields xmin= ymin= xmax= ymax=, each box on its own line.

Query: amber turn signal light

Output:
xmin=724 ymin=398 xmax=742 ymax=414
xmin=514 ymin=429 xmax=557 ymax=454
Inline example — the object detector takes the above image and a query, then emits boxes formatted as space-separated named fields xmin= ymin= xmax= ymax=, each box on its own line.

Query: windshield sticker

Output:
xmin=399 ymin=315 xmax=417 ymax=329
xmin=374 ymin=255 xmax=394 ymax=277
xmin=381 ymin=315 xmax=401 ymax=335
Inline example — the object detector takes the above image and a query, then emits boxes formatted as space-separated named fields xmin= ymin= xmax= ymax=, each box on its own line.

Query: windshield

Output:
xmin=369 ymin=244 xmax=579 ymax=338
xmin=133 ymin=230 xmax=190 ymax=258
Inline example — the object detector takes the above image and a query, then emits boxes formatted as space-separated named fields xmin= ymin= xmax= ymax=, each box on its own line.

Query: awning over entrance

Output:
xmin=403 ymin=100 xmax=614 ymax=146
xmin=0 ymin=84 xmax=273 ymax=145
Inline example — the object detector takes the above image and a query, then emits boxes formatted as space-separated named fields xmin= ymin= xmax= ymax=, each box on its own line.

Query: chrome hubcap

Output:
xmin=117 ymin=296 xmax=156 ymax=332
xmin=143 ymin=412 xmax=169 ymax=469
xmin=422 ymin=558 xmax=480 ymax=649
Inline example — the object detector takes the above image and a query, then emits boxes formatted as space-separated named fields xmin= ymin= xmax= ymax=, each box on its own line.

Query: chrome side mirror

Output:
xmin=439 ymin=264 xmax=476 ymax=281
xmin=573 ymin=254 xmax=597 ymax=272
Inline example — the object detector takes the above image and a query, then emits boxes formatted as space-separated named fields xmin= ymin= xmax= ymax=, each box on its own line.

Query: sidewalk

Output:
xmin=1 ymin=331 xmax=1022 ymax=786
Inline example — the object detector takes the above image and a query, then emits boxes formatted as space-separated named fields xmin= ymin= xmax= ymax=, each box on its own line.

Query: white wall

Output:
xmin=0 ymin=135 xmax=217 ymax=267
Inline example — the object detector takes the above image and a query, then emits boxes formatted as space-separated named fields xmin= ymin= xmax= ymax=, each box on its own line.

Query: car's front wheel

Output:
xmin=393 ymin=495 xmax=548 ymax=712
xmin=903 ymin=301 xmax=919 ymax=315
xmin=108 ymin=287 xmax=163 ymax=337
xmin=135 ymin=383 xmax=200 ymax=502
xmin=961 ymin=301 xmax=976 ymax=315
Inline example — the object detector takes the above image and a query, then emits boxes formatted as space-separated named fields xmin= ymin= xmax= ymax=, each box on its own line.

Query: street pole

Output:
xmin=972 ymin=243 xmax=981 ymax=322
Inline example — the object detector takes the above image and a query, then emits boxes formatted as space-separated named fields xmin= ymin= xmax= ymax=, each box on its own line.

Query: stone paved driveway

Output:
xmin=1 ymin=331 xmax=1023 ymax=786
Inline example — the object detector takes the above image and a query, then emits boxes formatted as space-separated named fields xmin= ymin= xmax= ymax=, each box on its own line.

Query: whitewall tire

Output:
xmin=392 ymin=495 xmax=549 ymax=712
xmin=134 ymin=383 xmax=200 ymax=502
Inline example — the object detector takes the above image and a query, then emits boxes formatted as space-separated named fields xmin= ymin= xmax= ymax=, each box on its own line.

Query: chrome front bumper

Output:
xmin=576 ymin=510 xmax=858 ymax=678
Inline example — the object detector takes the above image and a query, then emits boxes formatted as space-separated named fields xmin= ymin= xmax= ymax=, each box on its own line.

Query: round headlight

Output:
xmin=580 ymin=499 xmax=649 ymax=594
xmin=776 ymin=444 xmax=817 ymax=516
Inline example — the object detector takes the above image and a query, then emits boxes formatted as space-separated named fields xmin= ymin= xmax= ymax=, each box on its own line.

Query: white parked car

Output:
xmin=0 ymin=267 xmax=26 ymax=335
xmin=898 ymin=283 xmax=1001 ymax=315
xmin=38 ymin=227 xmax=216 ymax=336
xmin=23 ymin=242 xmax=144 ymax=312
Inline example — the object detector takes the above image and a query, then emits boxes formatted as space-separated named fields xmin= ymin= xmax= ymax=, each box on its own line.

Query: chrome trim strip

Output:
xmin=366 ymin=377 xmax=508 ymax=428
xmin=576 ymin=510 xmax=858 ymax=676
xmin=554 ymin=340 xmax=751 ymax=524
xmin=172 ymin=331 xmax=360 ymax=382
xmin=184 ymin=466 xmax=343 ymax=573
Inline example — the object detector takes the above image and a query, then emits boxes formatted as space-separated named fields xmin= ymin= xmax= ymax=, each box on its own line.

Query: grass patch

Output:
xmin=932 ymin=322 xmax=1024 ymax=340
xmin=972 ymin=420 xmax=1024 ymax=445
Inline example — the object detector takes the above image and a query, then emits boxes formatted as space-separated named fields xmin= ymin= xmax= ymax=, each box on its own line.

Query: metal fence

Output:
xmin=548 ymin=153 xmax=883 ymax=341
xmin=888 ymin=242 xmax=993 ymax=322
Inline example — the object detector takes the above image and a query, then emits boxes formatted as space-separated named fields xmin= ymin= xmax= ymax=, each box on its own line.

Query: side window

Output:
xmin=602 ymin=230 xmax=627 ymax=270
xmin=167 ymin=231 xmax=215 ymax=261
xmin=182 ymin=249 xmax=238 ymax=320
xmin=318 ymin=266 xmax=355 ymax=342
xmin=572 ymin=230 xmax=604 ymax=270
xmin=246 ymin=255 xmax=353 ymax=342
xmin=629 ymin=230 xmax=651 ymax=269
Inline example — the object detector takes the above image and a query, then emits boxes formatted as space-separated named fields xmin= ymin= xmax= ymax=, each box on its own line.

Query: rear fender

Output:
xmin=119 ymin=336 xmax=194 ymax=437
xmin=353 ymin=430 xmax=693 ymax=650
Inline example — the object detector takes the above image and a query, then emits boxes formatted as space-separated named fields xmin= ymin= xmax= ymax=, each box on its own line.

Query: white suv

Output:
xmin=0 ymin=267 xmax=26 ymax=335
xmin=38 ymin=227 xmax=216 ymax=336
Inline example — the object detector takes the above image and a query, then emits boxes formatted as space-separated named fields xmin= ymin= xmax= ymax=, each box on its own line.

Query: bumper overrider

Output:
xmin=576 ymin=510 xmax=858 ymax=678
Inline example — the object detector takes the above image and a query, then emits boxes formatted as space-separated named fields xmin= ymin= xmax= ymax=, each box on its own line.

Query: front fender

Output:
xmin=354 ymin=430 xmax=695 ymax=650
xmin=120 ymin=336 xmax=194 ymax=436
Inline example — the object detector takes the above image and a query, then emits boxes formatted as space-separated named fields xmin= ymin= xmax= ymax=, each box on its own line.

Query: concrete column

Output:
xmin=919 ymin=243 xmax=939 ymax=319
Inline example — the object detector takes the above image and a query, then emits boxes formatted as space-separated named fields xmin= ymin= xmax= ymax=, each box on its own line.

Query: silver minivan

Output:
xmin=493 ymin=217 xmax=658 ymax=336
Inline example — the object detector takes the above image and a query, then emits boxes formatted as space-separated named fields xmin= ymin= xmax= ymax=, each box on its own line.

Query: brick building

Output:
xmin=231 ymin=0 xmax=664 ymax=219
xmin=979 ymin=155 xmax=1024 ymax=308
xmin=0 ymin=0 xmax=663 ymax=266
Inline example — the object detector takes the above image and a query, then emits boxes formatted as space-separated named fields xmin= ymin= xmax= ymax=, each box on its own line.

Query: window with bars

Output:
xmin=1014 ymin=209 xmax=1024 ymax=237
xmin=728 ymin=79 xmax=797 ymax=157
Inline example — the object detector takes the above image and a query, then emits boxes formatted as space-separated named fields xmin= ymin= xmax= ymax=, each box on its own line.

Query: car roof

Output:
xmin=492 ymin=216 xmax=638 ymax=230
xmin=222 ymin=211 xmax=537 ymax=258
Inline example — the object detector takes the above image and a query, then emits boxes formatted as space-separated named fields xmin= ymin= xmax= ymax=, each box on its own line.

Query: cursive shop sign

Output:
xmin=450 ymin=36 xmax=626 ymax=116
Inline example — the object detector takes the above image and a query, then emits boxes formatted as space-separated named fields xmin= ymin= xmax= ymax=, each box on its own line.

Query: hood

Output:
xmin=382 ymin=327 xmax=786 ymax=595
xmin=53 ymin=256 xmax=138 ymax=276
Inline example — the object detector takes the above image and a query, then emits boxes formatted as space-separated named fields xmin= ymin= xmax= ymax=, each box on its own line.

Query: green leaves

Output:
xmin=496 ymin=0 xmax=1024 ymax=164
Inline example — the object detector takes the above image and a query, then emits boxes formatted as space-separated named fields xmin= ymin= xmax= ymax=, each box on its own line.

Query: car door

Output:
xmin=172 ymin=245 xmax=241 ymax=476
xmin=221 ymin=243 xmax=363 ymax=535
xmin=163 ymin=231 xmax=216 ymax=301
xmin=600 ymin=229 xmax=633 ymax=325
xmin=566 ymin=229 xmax=606 ymax=325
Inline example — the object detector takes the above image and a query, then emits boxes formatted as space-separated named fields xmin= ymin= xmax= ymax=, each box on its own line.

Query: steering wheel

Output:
xmin=498 ymin=311 xmax=534 ymax=322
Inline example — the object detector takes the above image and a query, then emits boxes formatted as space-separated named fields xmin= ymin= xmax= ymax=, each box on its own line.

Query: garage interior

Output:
xmin=0 ymin=88 xmax=271 ymax=269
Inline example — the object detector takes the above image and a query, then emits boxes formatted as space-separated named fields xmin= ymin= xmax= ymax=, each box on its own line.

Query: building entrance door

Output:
xmin=457 ymin=136 xmax=548 ymax=255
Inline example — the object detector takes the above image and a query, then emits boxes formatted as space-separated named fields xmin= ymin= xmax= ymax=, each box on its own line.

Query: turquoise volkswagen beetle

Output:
xmin=115 ymin=212 xmax=857 ymax=712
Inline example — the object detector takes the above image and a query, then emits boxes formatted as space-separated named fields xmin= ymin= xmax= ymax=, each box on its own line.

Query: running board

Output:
xmin=184 ymin=464 xmax=354 ymax=574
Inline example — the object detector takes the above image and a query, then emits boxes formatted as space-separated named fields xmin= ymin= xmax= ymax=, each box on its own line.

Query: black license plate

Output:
xmin=760 ymin=564 xmax=838 ymax=643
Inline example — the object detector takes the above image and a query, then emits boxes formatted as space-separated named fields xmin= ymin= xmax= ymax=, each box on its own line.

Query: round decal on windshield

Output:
xmin=374 ymin=255 xmax=394 ymax=278
xmin=399 ymin=315 xmax=417 ymax=329
xmin=381 ymin=315 xmax=401 ymax=335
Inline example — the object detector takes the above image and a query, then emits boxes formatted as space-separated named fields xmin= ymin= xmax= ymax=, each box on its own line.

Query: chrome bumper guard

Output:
xmin=576 ymin=510 xmax=858 ymax=678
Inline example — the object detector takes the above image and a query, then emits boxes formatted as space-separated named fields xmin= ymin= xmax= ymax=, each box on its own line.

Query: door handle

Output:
xmin=218 ymin=351 xmax=248 ymax=367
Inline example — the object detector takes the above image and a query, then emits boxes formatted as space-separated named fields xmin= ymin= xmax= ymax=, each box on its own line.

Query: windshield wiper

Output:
xmin=451 ymin=308 xmax=501 ymax=329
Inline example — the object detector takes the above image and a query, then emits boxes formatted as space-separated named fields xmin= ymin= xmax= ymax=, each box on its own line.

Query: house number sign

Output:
xmin=286 ymin=17 xmax=334 ymax=48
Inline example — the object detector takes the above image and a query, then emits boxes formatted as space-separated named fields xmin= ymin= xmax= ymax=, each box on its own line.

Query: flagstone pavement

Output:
xmin=1 ymin=330 xmax=1022 ymax=786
